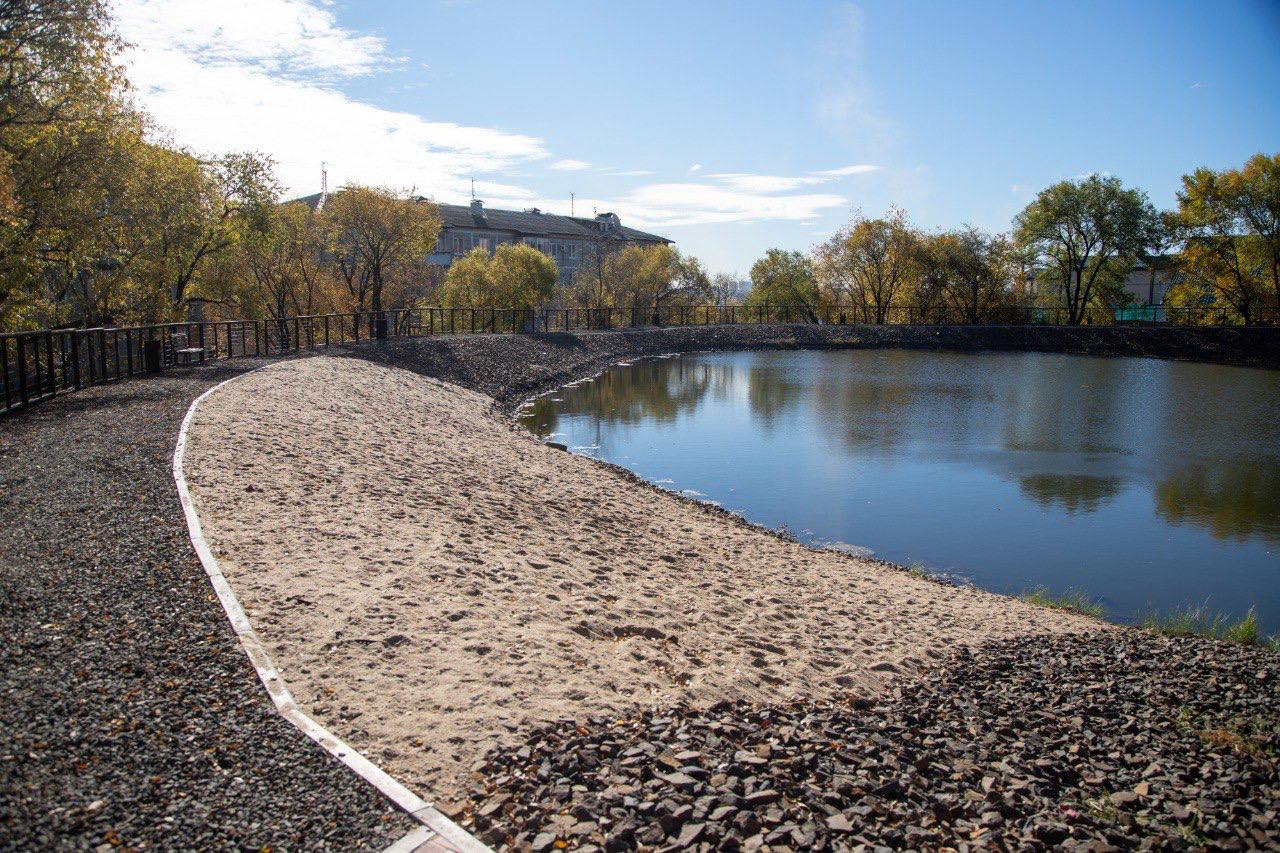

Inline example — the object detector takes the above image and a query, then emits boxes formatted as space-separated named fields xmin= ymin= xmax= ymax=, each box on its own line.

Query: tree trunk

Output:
xmin=371 ymin=272 xmax=386 ymax=339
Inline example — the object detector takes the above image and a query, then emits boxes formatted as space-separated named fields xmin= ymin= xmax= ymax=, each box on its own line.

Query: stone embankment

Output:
xmin=352 ymin=323 xmax=1280 ymax=411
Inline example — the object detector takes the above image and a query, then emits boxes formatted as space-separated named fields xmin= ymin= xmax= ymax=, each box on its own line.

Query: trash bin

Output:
xmin=143 ymin=339 xmax=162 ymax=373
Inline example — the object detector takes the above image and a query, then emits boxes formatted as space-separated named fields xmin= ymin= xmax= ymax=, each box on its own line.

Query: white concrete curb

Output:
xmin=172 ymin=367 xmax=488 ymax=853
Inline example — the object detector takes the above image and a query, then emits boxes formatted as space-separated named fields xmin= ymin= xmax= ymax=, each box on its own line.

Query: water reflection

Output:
xmin=520 ymin=350 xmax=1279 ymax=623
xmin=1018 ymin=474 xmax=1125 ymax=515
xmin=1154 ymin=465 xmax=1280 ymax=543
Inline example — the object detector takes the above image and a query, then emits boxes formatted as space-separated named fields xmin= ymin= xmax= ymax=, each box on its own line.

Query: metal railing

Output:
xmin=2 ymin=303 xmax=1274 ymax=417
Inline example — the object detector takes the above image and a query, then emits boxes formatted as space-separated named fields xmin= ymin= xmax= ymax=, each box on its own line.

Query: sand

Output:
xmin=181 ymin=355 xmax=1099 ymax=798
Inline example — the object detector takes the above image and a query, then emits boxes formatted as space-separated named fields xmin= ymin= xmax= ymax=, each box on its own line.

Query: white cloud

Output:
xmin=812 ymin=163 xmax=879 ymax=177
xmin=115 ymin=0 xmax=389 ymax=79
xmin=704 ymin=164 xmax=879 ymax=194
xmin=709 ymin=173 xmax=827 ymax=193
xmin=530 ymin=183 xmax=848 ymax=229
xmin=688 ymin=163 xmax=703 ymax=173
xmin=549 ymin=159 xmax=592 ymax=171
xmin=605 ymin=169 xmax=656 ymax=177
xmin=115 ymin=0 xmax=547 ymax=201
xmin=814 ymin=4 xmax=893 ymax=160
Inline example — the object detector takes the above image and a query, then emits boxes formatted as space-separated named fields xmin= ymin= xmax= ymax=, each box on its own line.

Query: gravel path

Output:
xmin=464 ymin=631 xmax=1279 ymax=851
xmin=0 ymin=363 xmax=415 ymax=850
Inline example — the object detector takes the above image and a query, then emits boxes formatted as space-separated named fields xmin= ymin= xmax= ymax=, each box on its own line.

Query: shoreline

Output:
xmin=181 ymin=355 xmax=1100 ymax=800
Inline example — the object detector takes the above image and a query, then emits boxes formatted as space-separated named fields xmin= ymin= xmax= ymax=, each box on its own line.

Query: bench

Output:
xmin=171 ymin=332 xmax=208 ymax=365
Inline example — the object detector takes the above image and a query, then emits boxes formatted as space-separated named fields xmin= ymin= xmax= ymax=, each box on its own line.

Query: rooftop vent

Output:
xmin=595 ymin=211 xmax=621 ymax=233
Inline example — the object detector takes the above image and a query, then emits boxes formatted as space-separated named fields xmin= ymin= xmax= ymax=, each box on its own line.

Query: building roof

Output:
xmin=287 ymin=192 xmax=670 ymax=244
xmin=437 ymin=203 xmax=669 ymax=244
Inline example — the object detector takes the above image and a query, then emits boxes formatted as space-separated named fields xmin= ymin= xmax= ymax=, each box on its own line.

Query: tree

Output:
xmin=1169 ymin=154 xmax=1279 ymax=323
xmin=439 ymin=243 xmax=557 ymax=332
xmin=818 ymin=209 xmax=917 ymax=324
xmin=0 ymin=0 xmax=123 ymax=131
xmin=566 ymin=242 xmax=709 ymax=324
xmin=1233 ymin=153 xmax=1280 ymax=312
xmin=908 ymin=233 xmax=950 ymax=321
xmin=746 ymin=249 xmax=822 ymax=322
xmin=569 ymin=232 xmax=625 ymax=311
xmin=489 ymin=243 xmax=557 ymax=309
xmin=934 ymin=226 xmax=1012 ymax=323
xmin=1014 ymin=174 xmax=1162 ymax=324
xmin=709 ymin=273 xmax=745 ymax=306
xmin=439 ymin=246 xmax=496 ymax=308
xmin=323 ymin=185 xmax=440 ymax=336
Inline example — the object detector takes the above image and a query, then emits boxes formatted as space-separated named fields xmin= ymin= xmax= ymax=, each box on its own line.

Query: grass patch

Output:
xmin=1081 ymin=794 xmax=1120 ymax=824
xmin=904 ymin=561 xmax=931 ymax=580
xmin=1174 ymin=707 xmax=1278 ymax=762
xmin=1022 ymin=586 xmax=1106 ymax=619
xmin=1142 ymin=604 xmax=1273 ymax=647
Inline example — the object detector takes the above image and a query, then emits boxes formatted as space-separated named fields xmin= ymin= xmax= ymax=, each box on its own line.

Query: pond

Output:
xmin=518 ymin=349 xmax=1280 ymax=630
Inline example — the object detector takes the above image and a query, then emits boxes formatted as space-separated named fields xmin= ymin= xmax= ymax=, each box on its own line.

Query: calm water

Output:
xmin=519 ymin=349 xmax=1280 ymax=629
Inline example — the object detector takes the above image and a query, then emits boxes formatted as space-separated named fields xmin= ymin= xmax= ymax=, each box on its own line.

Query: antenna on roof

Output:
xmin=571 ymin=192 xmax=575 ymax=216
xmin=318 ymin=162 xmax=328 ymax=211
xmin=470 ymin=178 xmax=475 ymax=200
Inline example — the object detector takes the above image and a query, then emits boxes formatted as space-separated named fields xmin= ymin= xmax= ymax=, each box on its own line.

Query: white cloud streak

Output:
xmin=549 ymin=159 xmax=592 ymax=171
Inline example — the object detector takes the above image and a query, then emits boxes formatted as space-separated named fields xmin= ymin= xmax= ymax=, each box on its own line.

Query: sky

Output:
xmin=114 ymin=0 xmax=1280 ymax=276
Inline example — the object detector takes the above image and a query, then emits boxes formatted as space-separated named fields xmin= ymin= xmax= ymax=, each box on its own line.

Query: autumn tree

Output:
xmin=932 ymin=226 xmax=1012 ymax=323
xmin=818 ymin=209 xmax=917 ymax=324
xmin=745 ymin=249 xmax=822 ymax=322
xmin=1167 ymin=154 xmax=1279 ymax=323
xmin=1014 ymin=175 xmax=1162 ymax=324
xmin=569 ymin=233 xmax=624 ymax=311
xmin=439 ymin=246 xmax=496 ymax=308
xmin=907 ymin=233 xmax=949 ymax=320
xmin=709 ymin=272 xmax=745 ymax=306
xmin=0 ymin=0 xmax=123 ymax=131
xmin=1234 ymin=153 xmax=1280 ymax=311
xmin=0 ymin=1 xmax=278 ymax=329
xmin=440 ymin=242 xmax=557 ymax=313
xmin=323 ymin=185 xmax=440 ymax=337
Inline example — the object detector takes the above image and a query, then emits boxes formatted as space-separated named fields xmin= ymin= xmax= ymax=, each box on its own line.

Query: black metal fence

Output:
xmin=2 ymin=303 xmax=1274 ymax=417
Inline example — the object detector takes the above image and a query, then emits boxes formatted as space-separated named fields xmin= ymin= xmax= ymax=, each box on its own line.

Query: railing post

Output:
xmin=44 ymin=331 xmax=55 ymax=395
xmin=17 ymin=336 xmax=29 ymax=406
xmin=1 ymin=337 xmax=10 ymax=411
xmin=69 ymin=331 xmax=81 ymax=390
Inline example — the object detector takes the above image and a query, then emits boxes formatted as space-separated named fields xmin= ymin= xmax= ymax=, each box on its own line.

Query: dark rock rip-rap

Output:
xmin=0 ymin=364 xmax=414 ymax=850
xmin=463 ymin=632 xmax=1278 ymax=851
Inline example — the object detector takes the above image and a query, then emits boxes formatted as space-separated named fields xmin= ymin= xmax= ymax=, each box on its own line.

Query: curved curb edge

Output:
xmin=172 ymin=367 xmax=489 ymax=853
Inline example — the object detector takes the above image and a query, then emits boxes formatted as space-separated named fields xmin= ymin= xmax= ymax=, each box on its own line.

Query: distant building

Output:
xmin=291 ymin=194 xmax=672 ymax=286
xmin=429 ymin=200 xmax=672 ymax=284
xmin=1026 ymin=256 xmax=1181 ymax=307
xmin=1118 ymin=256 xmax=1179 ymax=306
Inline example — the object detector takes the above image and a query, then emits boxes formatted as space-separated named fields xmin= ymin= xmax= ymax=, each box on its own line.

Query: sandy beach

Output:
xmin=181 ymin=355 xmax=1098 ymax=798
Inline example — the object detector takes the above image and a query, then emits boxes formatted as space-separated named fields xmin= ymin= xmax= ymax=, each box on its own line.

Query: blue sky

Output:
xmin=118 ymin=0 xmax=1280 ymax=275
